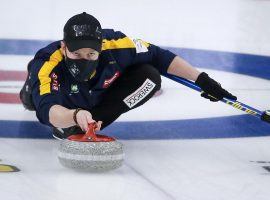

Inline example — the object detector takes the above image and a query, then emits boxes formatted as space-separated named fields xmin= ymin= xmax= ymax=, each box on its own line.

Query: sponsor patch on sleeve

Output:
xmin=131 ymin=38 xmax=149 ymax=53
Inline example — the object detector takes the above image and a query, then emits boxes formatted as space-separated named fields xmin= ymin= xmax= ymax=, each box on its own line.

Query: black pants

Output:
xmin=90 ymin=64 xmax=161 ymax=129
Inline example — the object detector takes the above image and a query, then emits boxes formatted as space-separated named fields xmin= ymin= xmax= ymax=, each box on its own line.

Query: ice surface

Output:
xmin=1 ymin=137 xmax=270 ymax=200
xmin=1 ymin=0 xmax=270 ymax=200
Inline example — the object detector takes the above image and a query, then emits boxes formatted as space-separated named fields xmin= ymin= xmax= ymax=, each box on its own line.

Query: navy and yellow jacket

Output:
xmin=29 ymin=29 xmax=176 ymax=126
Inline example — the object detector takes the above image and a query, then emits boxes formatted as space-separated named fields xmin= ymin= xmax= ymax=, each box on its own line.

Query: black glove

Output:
xmin=195 ymin=72 xmax=237 ymax=102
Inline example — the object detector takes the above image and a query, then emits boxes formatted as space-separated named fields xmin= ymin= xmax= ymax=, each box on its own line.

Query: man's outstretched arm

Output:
xmin=167 ymin=56 xmax=237 ymax=101
xmin=167 ymin=56 xmax=200 ymax=81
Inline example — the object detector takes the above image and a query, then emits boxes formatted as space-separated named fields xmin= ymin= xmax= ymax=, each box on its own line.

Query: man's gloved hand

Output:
xmin=195 ymin=72 xmax=237 ymax=102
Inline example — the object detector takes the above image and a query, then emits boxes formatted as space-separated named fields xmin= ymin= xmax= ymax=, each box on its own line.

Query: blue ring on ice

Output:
xmin=0 ymin=114 xmax=269 ymax=139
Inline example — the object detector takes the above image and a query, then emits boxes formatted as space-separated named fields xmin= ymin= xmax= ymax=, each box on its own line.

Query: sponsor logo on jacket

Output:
xmin=51 ymin=72 xmax=59 ymax=91
xmin=103 ymin=71 xmax=120 ymax=88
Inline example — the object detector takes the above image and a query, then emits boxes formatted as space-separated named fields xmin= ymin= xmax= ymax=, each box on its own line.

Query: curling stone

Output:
xmin=57 ymin=123 xmax=124 ymax=171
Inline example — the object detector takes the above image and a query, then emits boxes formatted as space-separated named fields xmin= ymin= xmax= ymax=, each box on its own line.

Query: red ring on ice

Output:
xmin=0 ymin=70 xmax=26 ymax=104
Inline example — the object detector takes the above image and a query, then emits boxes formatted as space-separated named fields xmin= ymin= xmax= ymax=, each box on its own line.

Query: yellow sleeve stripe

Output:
xmin=102 ymin=37 xmax=150 ymax=51
xmin=38 ymin=49 xmax=63 ymax=95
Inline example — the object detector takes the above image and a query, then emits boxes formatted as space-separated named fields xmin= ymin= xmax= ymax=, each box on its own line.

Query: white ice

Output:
xmin=1 ymin=137 xmax=270 ymax=200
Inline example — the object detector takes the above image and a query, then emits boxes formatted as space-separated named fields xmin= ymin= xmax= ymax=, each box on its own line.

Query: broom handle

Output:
xmin=163 ymin=73 xmax=264 ymax=119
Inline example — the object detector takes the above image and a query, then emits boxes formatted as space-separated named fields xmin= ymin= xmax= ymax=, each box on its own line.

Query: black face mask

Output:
xmin=65 ymin=56 xmax=98 ymax=82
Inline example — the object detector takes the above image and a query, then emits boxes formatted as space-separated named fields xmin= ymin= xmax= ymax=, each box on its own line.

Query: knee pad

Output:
xmin=128 ymin=64 xmax=161 ymax=91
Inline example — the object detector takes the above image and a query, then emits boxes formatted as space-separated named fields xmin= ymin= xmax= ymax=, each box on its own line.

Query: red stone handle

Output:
xmin=67 ymin=122 xmax=115 ymax=142
xmin=82 ymin=123 xmax=98 ymax=141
